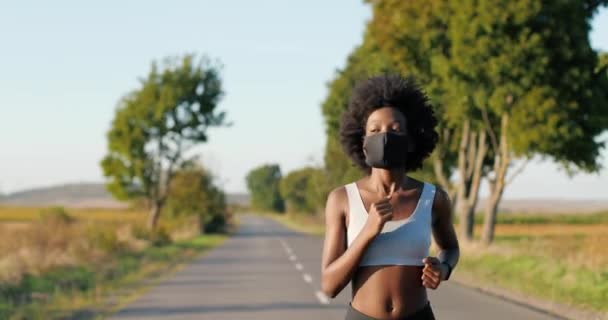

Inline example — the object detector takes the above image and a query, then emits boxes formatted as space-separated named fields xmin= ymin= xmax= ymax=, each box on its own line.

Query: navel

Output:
xmin=385 ymin=300 xmax=394 ymax=312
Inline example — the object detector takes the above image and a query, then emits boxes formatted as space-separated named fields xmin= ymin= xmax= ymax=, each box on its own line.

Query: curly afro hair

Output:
xmin=339 ymin=74 xmax=439 ymax=173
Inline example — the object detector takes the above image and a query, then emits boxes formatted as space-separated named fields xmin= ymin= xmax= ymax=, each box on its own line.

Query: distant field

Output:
xmin=0 ymin=205 xmax=145 ymax=223
xmin=0 ymin=204 xmax=229 ymax=319
xmin=0 ymin=182 xmax=250 ymax=209
xmin=460 ymin=210 xmax=608 ymax=225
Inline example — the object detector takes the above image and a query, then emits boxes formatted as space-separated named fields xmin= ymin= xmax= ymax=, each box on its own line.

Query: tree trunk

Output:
xmin=147 ymin=201 xmax=162 ymax=230
xmin=482 ymin=193 xmax=502 ymax=244
xmin=432 ymin=157 xmax=451 ymax=194
xmin=481 ymin=113 xmax=510 ymax=245
xmin=457 ymin=199 xmax=475 ymax=241
xmin=455 ymin=120 xmax=488 ymax=242
xmin=432 ymin=128 xmax=458 ymax=217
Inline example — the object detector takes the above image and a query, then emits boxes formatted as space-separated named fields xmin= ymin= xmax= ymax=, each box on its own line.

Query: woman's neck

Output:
xmin=368 ymin=167 xmax=407 ymax=195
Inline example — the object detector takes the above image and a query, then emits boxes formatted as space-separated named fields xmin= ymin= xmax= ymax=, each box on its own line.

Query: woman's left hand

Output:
xmin=421 ymin=256 xmax=448 ymax=289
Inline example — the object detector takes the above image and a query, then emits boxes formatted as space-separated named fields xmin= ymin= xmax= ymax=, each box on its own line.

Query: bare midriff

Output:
xmin=351 ymin=265 xmax=427 ymax=319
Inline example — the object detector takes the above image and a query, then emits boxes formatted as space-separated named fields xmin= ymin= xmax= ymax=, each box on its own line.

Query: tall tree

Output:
xmin=279 ymin=167 xmax=328 ymax=215
xmin=368 ymin=0 xmax=608 ymax=244
xmin=441 ymin=0 xmax=608 ymax=244
xmin=101 ymin=54 xmax=227 ymax=229
xmin=245 ymin=164 xmax=285 ymax=213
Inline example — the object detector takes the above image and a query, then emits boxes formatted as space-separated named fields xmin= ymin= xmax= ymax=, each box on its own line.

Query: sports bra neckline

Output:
xmin=351 ymin=181 xmax=428 ymax=227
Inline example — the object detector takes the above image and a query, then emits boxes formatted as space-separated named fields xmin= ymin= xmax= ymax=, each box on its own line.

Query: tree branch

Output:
xmin=433 ymin=156 xmax=451 ymax=192
xmin=465 ymin=131 xmax=477 ymax=180
xmin=505 ymin=158 xmax=529 ymax=186
xmin=481 ymin=106 xmax=499 ymax=153
xmin=457 ymin=119 xmax=471 ymax=199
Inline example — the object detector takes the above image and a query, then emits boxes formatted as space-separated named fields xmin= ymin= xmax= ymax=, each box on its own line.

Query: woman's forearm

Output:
xmin=437 ymin=247 xmax=459 ymax=279
xmin=322 ymin=230 xmax=375 ymax=298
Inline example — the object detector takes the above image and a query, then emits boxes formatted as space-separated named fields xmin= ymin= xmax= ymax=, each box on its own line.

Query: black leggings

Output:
xmin=345 ymin=301 xmax=435 ymax=320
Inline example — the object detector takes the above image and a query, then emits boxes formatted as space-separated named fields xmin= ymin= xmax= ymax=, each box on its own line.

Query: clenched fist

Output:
xmin=421 ymin=256 xmax=449 ymax=289
xmin=363 ymin=182 xmax=397 ymax=239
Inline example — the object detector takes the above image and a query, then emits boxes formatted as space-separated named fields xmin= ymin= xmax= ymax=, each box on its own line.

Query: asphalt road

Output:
xmin=108 ymin=213 xmax=559 ymax=320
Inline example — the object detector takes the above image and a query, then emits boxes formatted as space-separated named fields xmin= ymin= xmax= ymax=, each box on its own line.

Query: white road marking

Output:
xmin=279 ymin=239 xmax=293 ymax=254
xmin=303 ymin=273 xmax=312 ymax=283
xmin=315 ymin=290 xmax=330 ymax=305
xmin=279 ymin=238 xmax=329 ymax=305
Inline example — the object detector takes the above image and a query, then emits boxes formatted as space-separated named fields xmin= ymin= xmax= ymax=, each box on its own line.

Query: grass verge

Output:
xmin=457 ymin=243 xmax=608 ymax=313
xmin=1 ymin=234 xmax=227 ymax=320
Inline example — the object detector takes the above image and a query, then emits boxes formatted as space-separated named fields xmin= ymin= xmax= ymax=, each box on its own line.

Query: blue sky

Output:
xmin=0 ymin=1 xmax=607 ymax=199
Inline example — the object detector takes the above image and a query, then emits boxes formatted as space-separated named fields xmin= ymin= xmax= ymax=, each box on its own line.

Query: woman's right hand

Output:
xmin=363 ymin=182 xmax=397 ymax=239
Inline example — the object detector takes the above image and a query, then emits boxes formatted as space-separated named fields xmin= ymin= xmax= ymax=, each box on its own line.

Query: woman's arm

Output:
xmin=422 ymin=187 xmax=460 ymax=289
xmin=320 ymin=187 xmax=376 ymax=298
xmin=432 ymin=187 xmax=460 ymax=280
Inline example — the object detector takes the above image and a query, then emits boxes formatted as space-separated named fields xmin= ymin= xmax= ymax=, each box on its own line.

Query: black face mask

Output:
xmin=363 ymin=132 xmax=408 ymax=169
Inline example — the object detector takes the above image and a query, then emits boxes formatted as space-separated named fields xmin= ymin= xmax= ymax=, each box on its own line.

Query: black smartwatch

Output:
xmin=441 ymin=262 xmax=453 ymax=281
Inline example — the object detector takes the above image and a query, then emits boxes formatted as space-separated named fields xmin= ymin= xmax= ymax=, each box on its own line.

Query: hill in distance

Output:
xmin=0 ymin=182 xmax=251 ymax=209
xmin=1 ymin=182 xmax=606 ymax=213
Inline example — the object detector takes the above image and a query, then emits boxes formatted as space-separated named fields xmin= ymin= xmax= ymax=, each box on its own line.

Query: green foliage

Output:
xmin=86 ymin=226 xmax=125 ymax=253
xmin=100 ymin=54 xmax=227 ymax=228
xmin=149 ymin=227 xmax=172 ymax=247
xmin=0 ymin=266 xmax=95 ymax=319
xmin=440 ymin=0 xmax=608 ymax=172
xmin=131 ymin=223 xmax=150 ymax=240
xmin=364 ymin=1 xmax=608 ymax=242
xmin=130 ymin=224 xmax=172 ymax=246
xmin=370 ymin=0 xmax=608 ymax=174
xmin=245 ymin=164 xmax=284 ymax=213
xmin=279 ymin=167 xmax=329 ymax=214
xmin=164 ymin=162 xmax=228 ymax=233
xmin=599 ymin=52 xmax=608 ymax=70
xmin=38 ymin=207 xmax=75 ymax=225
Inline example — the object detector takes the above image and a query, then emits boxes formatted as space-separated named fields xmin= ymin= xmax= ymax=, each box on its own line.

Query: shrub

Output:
xmin=86 ymin=227 xmax=124 ymax=253
xmin=39 ymin=207 xmax=75 ymax=225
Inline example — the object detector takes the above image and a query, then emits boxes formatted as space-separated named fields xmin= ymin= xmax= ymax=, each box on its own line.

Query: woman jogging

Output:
xmin=321 ymin=74 xmax=460 ymax=320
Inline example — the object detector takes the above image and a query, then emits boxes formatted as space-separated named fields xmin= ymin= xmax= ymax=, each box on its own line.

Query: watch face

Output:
xmin=442 ymin=262 xmax=452 ymax=280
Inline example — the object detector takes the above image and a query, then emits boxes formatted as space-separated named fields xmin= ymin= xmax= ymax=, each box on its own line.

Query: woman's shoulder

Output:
xmin=326 ymin=184 xmax=348 ymax=203
xmin=326 ymin=179 xmax=364 ymax=206
xmin=324 ymin=185 xmax=350 ymax=221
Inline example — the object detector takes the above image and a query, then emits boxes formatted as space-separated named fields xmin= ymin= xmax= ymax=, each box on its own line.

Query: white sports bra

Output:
xmin=345 ymin=181 xmax=436 ymax=267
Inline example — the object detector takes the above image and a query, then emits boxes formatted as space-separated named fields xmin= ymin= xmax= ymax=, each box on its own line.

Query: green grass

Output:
xmin=0 ymin=234 xmax=227 ymax=320
xmin=457 ymin=252 xmax=608 ymax=312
